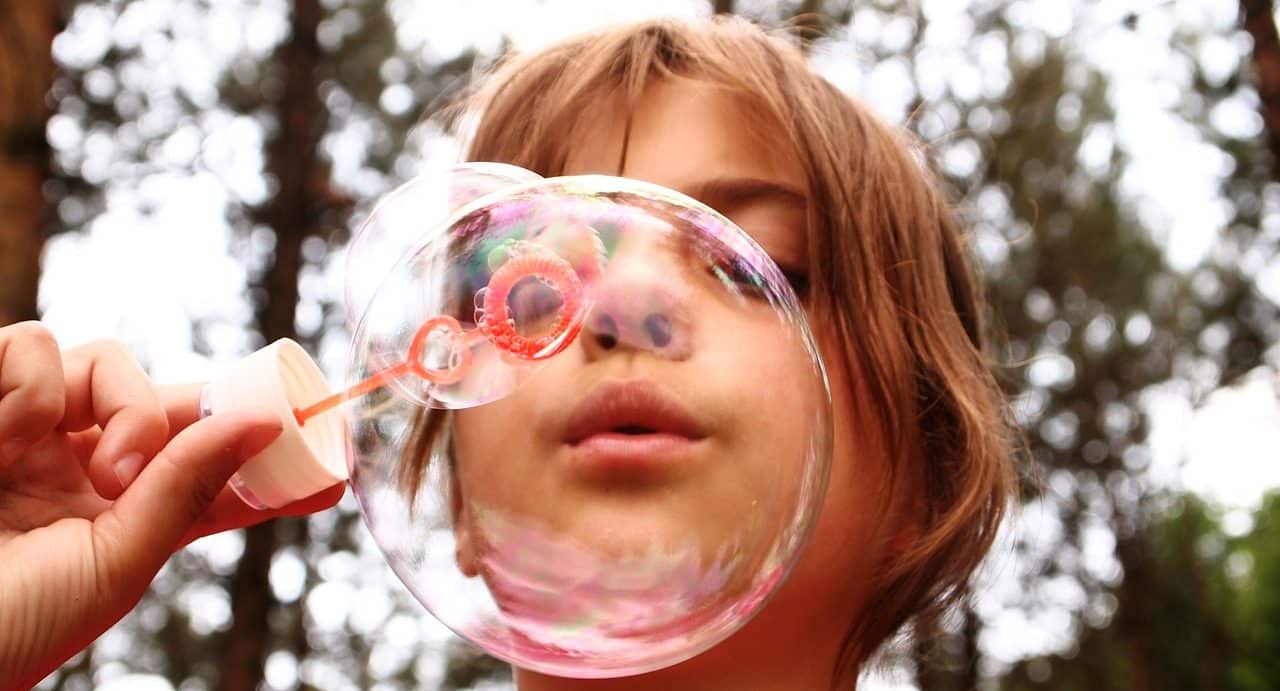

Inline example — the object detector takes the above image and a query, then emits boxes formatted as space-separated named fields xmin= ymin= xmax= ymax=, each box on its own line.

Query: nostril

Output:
xmin=643 ymin=313 xmax=672 ymax=348
xmin=594 ymin=314 xmax=619 ymax=349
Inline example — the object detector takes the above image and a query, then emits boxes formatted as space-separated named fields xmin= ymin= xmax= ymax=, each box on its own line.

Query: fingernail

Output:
xmin=114 ymin=452 xmax=145 ymax=489
xmin=198 ymin=384 xmax=215 ymax=419
xmin=2 ymin=438 xmax=29 ymax=463
xmin=237 ymin=422 xmax=283 ymax=462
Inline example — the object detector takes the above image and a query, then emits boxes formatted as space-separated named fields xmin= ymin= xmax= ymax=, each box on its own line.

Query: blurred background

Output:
xmin=1 ymin=0 xmax=1278 ymax=689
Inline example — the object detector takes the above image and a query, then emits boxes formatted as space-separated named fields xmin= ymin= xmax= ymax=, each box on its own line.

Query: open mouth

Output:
xmin=613 ymin=424 xmax=658 ymax=435
xmin=564 ymin=379 xmax=707 ymax=447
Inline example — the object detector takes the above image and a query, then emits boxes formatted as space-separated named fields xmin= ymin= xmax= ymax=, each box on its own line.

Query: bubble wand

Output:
xmin=292 ymin=241 xmax=591 ymax=427
xmin=195 ymin=240 xmax=593 ymax=510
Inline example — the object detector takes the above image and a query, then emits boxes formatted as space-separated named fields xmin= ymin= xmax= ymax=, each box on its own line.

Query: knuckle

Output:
xmin=138 ymin=403 xmax=170 ymax=440
xmin=26 ymin=383 xmax=66 ymax=422
xmin=8 ymin=321 xmax=60 ymax=359
xmin=10 ymin=320 xmax=55 ymax=346
xmin=119 ymin=407 xmax=170 ymax=455
xmin=190 ymin=471 xmax=226 ymax=517
xmin=84 ymin=338 xmax=133 ymax=362
xmin=156 ymin=452 xmax=226 ymax=524
xmin=134 ymin=387 xmax=170 ymax=444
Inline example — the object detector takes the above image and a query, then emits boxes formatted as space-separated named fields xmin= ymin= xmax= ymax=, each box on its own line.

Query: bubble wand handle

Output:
xmin=291 ymin=360 xmax=416 ymax=426
xmin=291 ymin=314 xmax=474 ymax=427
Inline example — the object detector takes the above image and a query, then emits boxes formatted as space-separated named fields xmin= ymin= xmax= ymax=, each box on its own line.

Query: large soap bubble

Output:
xmin=337 ymin=166 xmax=831 ymax=677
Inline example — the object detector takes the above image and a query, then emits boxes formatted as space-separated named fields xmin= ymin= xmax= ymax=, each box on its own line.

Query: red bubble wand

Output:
xmin=293 ymin=241 xmax=590 ymax=426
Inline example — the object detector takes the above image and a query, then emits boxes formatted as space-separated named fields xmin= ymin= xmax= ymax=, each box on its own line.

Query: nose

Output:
xmin=580 ymin=263 xmax=694 ymax=361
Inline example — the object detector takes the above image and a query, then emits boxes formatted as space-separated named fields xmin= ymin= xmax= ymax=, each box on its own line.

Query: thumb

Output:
xmin=94 ymin=410 xmax=282 ymax=589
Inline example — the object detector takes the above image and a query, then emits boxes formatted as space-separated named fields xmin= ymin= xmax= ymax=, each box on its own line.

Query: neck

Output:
xmin=509 ymin=524 xmax=874 ymax=691
xmin=512 ymin=637 xmax=858 ymax=691
xmin=515 ymin=670 xmax=849 ymax=691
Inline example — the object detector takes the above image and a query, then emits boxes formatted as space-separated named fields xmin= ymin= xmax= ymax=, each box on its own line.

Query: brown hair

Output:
xmin=407 ymin=15 xmax=1018 ymax=681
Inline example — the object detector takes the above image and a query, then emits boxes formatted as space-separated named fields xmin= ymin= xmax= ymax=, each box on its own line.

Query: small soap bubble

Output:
xmin=344 ymin=168 xmax=831 ymax=678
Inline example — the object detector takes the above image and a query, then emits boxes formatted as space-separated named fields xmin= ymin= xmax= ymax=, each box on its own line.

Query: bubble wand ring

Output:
xmin=479 ymin=246 xmax=588 ymax=361
xmin=407 ymin=315 xmax=474 ymax=385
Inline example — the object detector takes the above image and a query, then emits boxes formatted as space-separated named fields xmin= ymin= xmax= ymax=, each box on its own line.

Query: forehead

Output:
xmin=561 ymin=78 xmax=806 ymax=202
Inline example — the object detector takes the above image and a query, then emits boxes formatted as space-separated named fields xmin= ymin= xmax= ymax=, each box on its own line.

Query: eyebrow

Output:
xmin=684 ymin=177 xmax=807 ymax=214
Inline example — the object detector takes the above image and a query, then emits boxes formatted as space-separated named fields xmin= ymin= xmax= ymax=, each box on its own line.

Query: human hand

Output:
xmin=0 ymin=322 xmax=345 ymax=690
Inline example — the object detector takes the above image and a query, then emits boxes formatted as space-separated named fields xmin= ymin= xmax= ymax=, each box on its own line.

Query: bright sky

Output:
xmin=32 ymin=0 xmax=1280 ymax=688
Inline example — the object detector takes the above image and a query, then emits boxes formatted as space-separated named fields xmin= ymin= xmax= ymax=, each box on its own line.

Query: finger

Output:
xmin=60 ymin=341 xmax=169 ymax=499
xmin=93 ymin=410 xmax=282 ymax=591
xmin=179 ymin=482 xmax=346 ymax=547
xmin=159 ymin=382 xmax=207 ymax=434
xmin=66 ymin=386 xmax=199 ymax=478
xmin=0 ymin=321 xmax=66 ymax=468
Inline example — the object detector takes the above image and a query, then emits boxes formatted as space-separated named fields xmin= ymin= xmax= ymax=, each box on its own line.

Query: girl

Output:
xmin=0 ymin=15 xmax=1016 ymax=690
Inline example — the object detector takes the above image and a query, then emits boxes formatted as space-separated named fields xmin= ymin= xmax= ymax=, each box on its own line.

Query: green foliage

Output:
xmin=1002 ymin=491 xmax=1280 ymax=691
xmin=1230 ymin=492 xmax=1280 ymax=689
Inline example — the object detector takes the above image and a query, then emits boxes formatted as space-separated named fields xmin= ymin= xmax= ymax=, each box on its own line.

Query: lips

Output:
xmin=563 ymin=379 xmax=708 ymax=447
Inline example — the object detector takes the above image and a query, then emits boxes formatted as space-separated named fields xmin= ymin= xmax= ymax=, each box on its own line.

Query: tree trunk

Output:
xmin=911 ymin=597 xmax=980 ymax=691
xmin=218 ymin=0 xmax=327 ymax=688
xmin=793 ymin=0 xmax=826 ymax=53
xmin=0 ymin=0 xmax=57 ymax=326
xmin=1241 ymin=0 xmax=1280 ymax=178
xmin=959 ymin=599 xmax=979 ymax=691
xmin=913 ymin=611 xmax=947 ymax=691
xmin=1115 ymin=534 xmax=1153 ymax=691
xmin=220 ymin=525 xmax=278 ymax=691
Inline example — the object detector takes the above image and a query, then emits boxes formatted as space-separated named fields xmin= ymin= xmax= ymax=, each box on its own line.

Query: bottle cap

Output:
xmin=201 ymin=339 xmax=347 ymax=509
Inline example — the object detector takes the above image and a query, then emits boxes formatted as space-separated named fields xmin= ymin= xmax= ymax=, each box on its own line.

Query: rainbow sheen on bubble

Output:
xmin=345 ymin=167 xmax=831 ymax=677
xmin=344 ymin=162 xmax=543 ymax=330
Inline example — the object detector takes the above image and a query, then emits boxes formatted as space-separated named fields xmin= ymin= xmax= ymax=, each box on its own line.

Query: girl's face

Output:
xmin=454 ymin=79 xmax=901 ymax=682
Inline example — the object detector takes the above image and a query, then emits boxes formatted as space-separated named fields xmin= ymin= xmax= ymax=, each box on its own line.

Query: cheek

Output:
xmin=450 ymin=357 xmax=582 ymax=517
xmin=454 ymin=406 xmax=505 ymax=466
xmin=693 ymin=307 xmax=820 ymax=463
xmin=452 ymin=393 xmax=541 ymax=506
xmin=781 ymin=328 xmax=895 ymax=611
xmin=688 ymin=309 xmax=830 ymax=563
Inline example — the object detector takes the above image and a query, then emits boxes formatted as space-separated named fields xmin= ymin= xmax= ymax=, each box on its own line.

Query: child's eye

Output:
xmin=707 ymin=256 xmax=808 ymax=301
xmin=709 ymin=256 xmax=769 ymax=299
xmin=778 ymin=266 xmax=811 ymax=300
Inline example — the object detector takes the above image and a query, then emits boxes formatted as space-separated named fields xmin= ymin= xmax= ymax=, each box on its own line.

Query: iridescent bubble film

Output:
xmin=345 ymin=168 xmax=832 ymax=677
xmin=344 ymin=162 xmax=543 ymax=329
